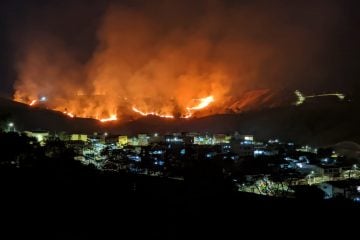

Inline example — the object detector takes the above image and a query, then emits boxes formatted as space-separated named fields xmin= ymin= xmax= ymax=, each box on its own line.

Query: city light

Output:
xmin=294 ymin=90 xmax=345 ymax=106
xmin=7 ymin=122 xmax=15 ymax=132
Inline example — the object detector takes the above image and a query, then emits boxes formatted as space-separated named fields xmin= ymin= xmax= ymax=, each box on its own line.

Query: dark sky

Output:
xmin=0 ymin=0 xmax=359 ymax=99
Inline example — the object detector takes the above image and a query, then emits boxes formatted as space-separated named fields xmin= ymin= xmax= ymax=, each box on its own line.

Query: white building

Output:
xmin=24 ymin=130 xmax=49 ymax=145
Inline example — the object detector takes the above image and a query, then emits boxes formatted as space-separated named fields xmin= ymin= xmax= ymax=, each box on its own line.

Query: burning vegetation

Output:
xmin=12 ymin=1 xmax=342 ymax=122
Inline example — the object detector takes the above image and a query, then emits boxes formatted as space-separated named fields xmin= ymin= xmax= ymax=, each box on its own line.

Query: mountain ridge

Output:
xmin=1 ymin=97 xmax=358 ymax=146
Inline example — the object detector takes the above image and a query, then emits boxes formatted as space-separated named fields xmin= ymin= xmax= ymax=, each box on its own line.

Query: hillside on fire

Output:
xmin=1 ymin=96 xmax=358 ymax=146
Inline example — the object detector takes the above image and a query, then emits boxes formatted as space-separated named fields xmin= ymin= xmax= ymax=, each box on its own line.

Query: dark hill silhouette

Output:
xmin=0 ymin=97 xmax=103 ymax=133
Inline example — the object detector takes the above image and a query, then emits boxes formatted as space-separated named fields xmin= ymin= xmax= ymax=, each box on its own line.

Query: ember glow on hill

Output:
xmin=100 ymin=114 xmax=118 ymax=122
xmin=131 ymin=107 xmax=175 ymax=119
xmin=131 ymin=95 xmax=215 ymax=119
xmin=187 ymin=96 xmax=214 ymax=111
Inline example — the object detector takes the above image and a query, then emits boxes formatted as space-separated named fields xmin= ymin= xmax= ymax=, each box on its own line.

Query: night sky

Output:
xmin=0 ymin=0 xmax=359 ymax=100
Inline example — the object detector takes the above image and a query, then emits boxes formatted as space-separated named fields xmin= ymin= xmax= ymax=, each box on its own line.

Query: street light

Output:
xmin=7 ymin=122 xmax=15 ymax=132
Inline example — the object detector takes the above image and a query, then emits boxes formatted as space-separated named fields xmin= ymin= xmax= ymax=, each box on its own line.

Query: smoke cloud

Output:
xmin=13 ymin=0 xmax=344 ymax=120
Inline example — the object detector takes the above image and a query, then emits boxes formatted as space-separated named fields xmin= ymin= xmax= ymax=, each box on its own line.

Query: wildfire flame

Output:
xmin=19 ymin=89 xmax=282 ymax=122
xmin=29 ymin=100 xmax=37 ymax=106
xmin=132 ymin=107 xmax=175 ymax=119
xmin=100 ymin=114 xmax=118 ymax=122
xmin=12 ymin=1 xmax=331 ymax=126
xmin=131 ymin=95 xmax=215 ymax=119
xmin=187 ymin=96 xmax=215 ymax=111
xmin=24 ymin=95 xmax=216 ymax=121
xmin=63 ymin=111 xmax=74 ymax=118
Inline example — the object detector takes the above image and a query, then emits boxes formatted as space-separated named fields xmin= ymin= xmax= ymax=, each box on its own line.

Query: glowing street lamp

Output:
xmin=7 ymin=122 xmax=15 ymax=132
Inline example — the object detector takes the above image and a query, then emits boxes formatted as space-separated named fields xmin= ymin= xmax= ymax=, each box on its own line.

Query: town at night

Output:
xmin=0 ymin=0 xmax=359 ymax=238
